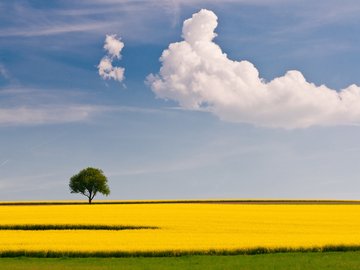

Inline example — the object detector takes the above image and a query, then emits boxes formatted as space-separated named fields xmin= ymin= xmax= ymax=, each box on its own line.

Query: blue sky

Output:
xmin=1 ymin=0 xmax=360 ymax=201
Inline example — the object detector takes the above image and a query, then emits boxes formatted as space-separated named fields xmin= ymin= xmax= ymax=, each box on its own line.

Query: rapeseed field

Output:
xmin=0 ymin=203 xmax=359 ymax=255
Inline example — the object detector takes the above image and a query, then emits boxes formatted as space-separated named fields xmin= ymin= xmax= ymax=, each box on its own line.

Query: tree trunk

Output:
xmin=88 ymin=197 xmax=92 ymax=204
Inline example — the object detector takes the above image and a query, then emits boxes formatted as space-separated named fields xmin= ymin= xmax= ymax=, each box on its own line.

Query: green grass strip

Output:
xmin=2 ymin=252 xmax=360 ymax=270
xmin=0 ymin=224 xmax=158 ymax=231
xmin=1 ymin=252 xmax=360 ymax=270
xmin=1 ymin=245 xmax=360 ymax=258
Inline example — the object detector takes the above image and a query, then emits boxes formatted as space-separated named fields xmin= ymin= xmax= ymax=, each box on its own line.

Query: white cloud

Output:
xmin=98 ymin=57 xmax=124 ymax=81
xmin=98 ymin=34 xmax=125 ymax=82
xmin=148 ymin=9 xmax=360 ymax=129
xmin=0 ymin=105 xmax=107 ymax=126
xmin=104 ymin=34 xmax=124 ymax=59
xmin=0 ymin=22 xmax=114 ymax=37
xmin=0 ymin=103 xmax=165 ymax=126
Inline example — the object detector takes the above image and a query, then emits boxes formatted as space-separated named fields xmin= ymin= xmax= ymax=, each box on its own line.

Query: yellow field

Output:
xmin=0 ymin=202 xmax=360 ymax=254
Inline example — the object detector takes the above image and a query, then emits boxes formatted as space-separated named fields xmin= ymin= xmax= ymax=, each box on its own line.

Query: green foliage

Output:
xmin=69 ymin=167 xmax=110 ymax=203
xmin=0 ymin=224 xmax=158 ymax=231
xmin=1 ymin=246 xmax=360 ymax=258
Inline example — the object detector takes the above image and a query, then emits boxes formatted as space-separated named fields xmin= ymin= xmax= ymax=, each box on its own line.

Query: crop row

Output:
xmin=0 ymin=224 xmax=158 ymax=230
xmin=1 ymin=245 xmax=360 ymax=258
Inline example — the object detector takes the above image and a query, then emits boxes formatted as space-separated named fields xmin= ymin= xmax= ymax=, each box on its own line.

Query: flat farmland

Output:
xmin=0 ymin=201 xmax=360 ymax=256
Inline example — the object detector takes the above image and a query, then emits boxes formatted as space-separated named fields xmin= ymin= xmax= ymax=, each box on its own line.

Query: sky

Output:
xmin=1 ymin=0 xmax=360 ymax=201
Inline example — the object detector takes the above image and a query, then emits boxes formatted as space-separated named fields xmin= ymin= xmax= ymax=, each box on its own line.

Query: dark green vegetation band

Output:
xmin=1 ymin=252 xmax=360 ymax=270
xmin=0 ymin=224 xmax=158 ymax=230
xmin=1 ymin=200 xmax=360 ymax=206
xmin=1 ymin=245 xmax=360 ymax=258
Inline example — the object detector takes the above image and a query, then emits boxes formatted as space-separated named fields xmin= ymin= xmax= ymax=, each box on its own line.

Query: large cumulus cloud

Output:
xmin=147 ymin=9 xmax=360 ymax=129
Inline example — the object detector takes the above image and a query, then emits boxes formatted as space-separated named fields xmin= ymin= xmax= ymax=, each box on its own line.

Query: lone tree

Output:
xmin=69 ymin=167 xmax=110 ymax=204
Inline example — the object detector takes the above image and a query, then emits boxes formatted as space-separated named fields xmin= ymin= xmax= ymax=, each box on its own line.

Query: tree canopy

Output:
xmin=69 ymin=167 xmax=110 ymax=204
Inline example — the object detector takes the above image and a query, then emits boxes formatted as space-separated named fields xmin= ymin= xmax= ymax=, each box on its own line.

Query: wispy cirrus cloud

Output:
xmin=0 ymin=86 xmax=111 ymax=126
xmin=0 ymin=105 xmax=109 ymax=126
xmin=0 ymin=22 xmax=115 ymax=37
xmin=0 ymin=64 xmax=18 ymax=85
xmin=0 ymin=85 xmax=164 ymax=126
xmin=1 ymin=1 xmax=358 ymax=43
xmin=0 ymin=1 xmax=168 ymax=41
xmin=0 ymin=1 xmax=118 ymax=37
xmin=0 ymin=64 xmax=10 ymax=80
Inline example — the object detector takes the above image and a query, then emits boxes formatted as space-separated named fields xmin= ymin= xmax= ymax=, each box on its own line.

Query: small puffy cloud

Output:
xmin=98 ymin=34 xmax=125 ymax=82
xmin=104 ymin=34 xmax=124 ymax=59
xmin=98 ymin=57 xmax=124 ymax=81
xmin=148 ymin=9 xmax=360 ymax=129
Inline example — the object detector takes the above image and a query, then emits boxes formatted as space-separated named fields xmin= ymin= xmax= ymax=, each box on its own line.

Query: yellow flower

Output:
xmin=0 ymin=203 xmax=359 ymax=253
